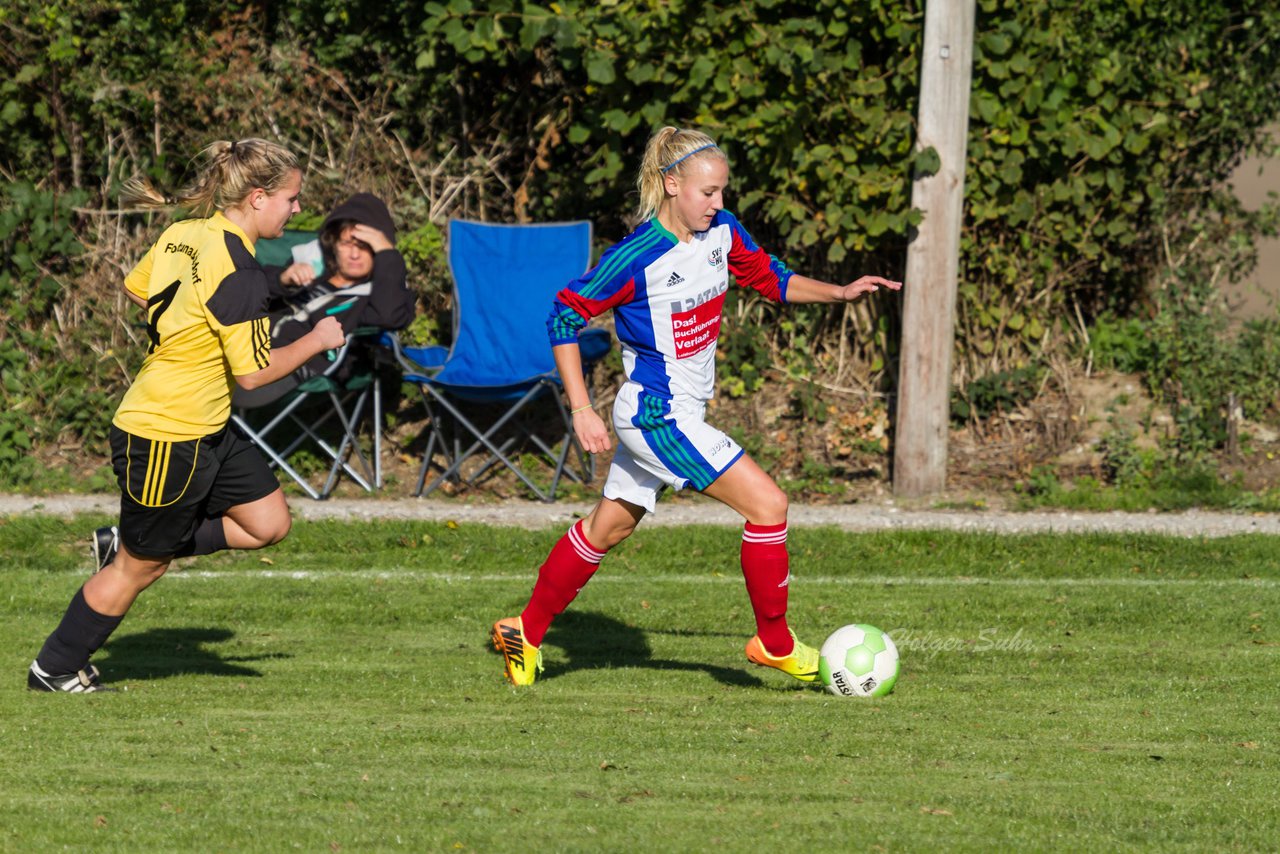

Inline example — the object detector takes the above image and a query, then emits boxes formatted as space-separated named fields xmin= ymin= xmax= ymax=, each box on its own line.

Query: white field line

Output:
xmin=151 ymin=568 xmax=1280 ymax=588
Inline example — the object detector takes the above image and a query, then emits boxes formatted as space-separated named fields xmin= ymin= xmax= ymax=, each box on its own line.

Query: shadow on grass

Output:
xmin=97 ymin=627 xmax=290 ymax=681
xmin=540 ymin=610 xmax=769 ymax=688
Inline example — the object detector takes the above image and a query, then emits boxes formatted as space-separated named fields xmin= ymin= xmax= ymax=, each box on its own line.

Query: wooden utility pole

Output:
xmin=894 ymin=0 xmax=976 ymax=498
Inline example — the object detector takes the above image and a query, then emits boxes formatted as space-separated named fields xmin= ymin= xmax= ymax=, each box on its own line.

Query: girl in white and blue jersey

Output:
xmin=492 ymin=127 xmax=902 ymax=686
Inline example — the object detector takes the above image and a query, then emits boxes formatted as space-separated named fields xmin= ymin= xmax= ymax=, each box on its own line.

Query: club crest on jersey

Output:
xmin=665 ymin=271 xmax=685 ymax=288
xmin=708 ymin=248 xmax=725 ymax=270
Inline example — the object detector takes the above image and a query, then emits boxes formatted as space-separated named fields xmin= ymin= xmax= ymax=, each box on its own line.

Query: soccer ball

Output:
xmin=819 ymin=624 xmax=899 ymax=698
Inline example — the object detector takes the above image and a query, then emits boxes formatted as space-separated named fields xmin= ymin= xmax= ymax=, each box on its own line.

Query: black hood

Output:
xmin=322 ymin=193 xmax=396 ymax=243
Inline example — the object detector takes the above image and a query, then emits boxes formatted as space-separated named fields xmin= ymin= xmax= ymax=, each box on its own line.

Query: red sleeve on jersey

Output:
xmin=548 ymin=279 xmax=636 ymax=345
xmin=725 ymin=214 xmax=794 ymax=303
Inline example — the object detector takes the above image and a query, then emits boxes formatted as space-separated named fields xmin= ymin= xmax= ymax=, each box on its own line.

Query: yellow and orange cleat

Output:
xmin=745 ymin=630 xmax=820 ymax=683
xmin=491 ymin=616 xmax=544 ymax=686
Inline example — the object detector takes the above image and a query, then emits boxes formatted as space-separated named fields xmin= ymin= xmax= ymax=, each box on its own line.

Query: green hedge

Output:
xmin=1 ymin=0 xmax=1278 ymax=480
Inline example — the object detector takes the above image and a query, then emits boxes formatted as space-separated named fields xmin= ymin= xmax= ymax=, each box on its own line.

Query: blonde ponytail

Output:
xmin=634 ymin=127 xmax=726 ymax=222
xmin=120 ymin=138 xmax=299 ymax=217
xmin=118 ymin=176 xmax=171 ymax=210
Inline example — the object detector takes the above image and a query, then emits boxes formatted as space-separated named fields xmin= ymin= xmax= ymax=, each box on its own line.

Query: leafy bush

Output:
xmin=1086 ymin=313 xmax=1150 ymax=374
xmin=395 ymin=218 xmax=450 ymax=345
xmin=2 ymin=0 xmax=1279 ymax=485
xmin=284 ymin=0 xmax=1280 ymax=383
xmin=1098 ymin=427 xmax=1160 ymax=488
xmin=959 ymin=1 xmax=1280 ymax=386
xmin=0 ymin=182 xmax=84 ymax=320
xmin=951 ymin=364 xmax=1043 ymax=424
xmin=1014 ymin=456 xmax=1270 ymax=512
xmin=716 ymin=290 xmax=774 ymax=399
xmin=1135 ymin=181 xmax=1280 ymax=455
xmin=1234 ymin=319 xmax=1280 ymax=422
xmin=0 ymin=182 xmax=121 ymax=482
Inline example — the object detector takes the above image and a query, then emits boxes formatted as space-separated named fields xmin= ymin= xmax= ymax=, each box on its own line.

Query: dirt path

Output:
xmin=4 ymin=494 xmax=1279 ymax=538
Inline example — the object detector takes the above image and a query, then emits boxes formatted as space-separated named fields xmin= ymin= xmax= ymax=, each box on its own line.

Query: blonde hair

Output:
xmin=120 ymin=138 xmax=300 ymax=217
xmin=634 ymin=127 xmax=727 ymax=222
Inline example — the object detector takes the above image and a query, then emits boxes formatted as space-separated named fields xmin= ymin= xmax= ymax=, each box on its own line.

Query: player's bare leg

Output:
xmin=84 ymin=547 xmax=171 ymax=617
xmin=581 ymin=495 xmax=647 ymax=549
xmin=221 ymin=488 xmax=292 ymax=549
xmin=700 ymin=453 xmax=788 ymax=525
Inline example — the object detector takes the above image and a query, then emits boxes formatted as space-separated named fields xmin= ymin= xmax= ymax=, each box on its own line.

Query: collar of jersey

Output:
xmin=213 ymin=211 xmax=255 ymax=255
xmin=648 ymin=216 xmax=681 ymax=246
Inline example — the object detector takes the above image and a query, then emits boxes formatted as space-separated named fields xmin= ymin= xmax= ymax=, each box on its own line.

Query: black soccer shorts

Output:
xmin=109 ymin=422 xmax=279 ymax=557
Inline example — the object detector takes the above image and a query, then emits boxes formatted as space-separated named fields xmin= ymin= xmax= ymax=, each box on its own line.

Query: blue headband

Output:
xmin=660 ymin=143 xmax=719 ymax=173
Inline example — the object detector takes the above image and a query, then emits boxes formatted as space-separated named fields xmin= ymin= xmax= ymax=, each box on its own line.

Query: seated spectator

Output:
xmin=235 ymin=192 xmax=416 ymax=406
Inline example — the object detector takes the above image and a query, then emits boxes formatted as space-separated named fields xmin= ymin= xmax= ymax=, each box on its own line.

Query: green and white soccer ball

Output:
xmin=819 ymin=624 xmax=899 ymax=698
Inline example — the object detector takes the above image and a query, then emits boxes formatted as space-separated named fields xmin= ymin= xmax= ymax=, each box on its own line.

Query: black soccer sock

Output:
xmin=174 ymin=517 xmax=228 ymax=557
xmin=35 ymin=587 xmax=125 ymax=675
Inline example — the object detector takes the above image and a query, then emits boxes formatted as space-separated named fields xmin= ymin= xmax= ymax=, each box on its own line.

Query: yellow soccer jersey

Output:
xmin=113 ymin=212 xmax=271 ymax=440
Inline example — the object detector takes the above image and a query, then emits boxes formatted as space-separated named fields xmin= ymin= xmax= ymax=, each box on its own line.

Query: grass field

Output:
xmin=3 ymin=515 xmax=1278 ymax=851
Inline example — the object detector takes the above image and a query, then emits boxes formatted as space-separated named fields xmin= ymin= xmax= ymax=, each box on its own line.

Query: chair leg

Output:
xmin=288 ymin=415 xmax=366 ymax=486
xmin=263 ymin=392 xmax=371 ymax=499
xmin=419 ymin=385 xmax=555 ymax=501
xmin=414 ymin=429 xmax=440 ymax=497
xmin=522 ymin=432 xmax=574 ymax=491
xmin=546 ymin=433 xmax=573 ymax=500
xmin=318 ymin=389 xmax=374 ymax=497
xmin=412 ymin=388 xmax=454 ymax=497
xmin=340 ymin=386 xmax=377 ymax=485
xmin=232 ymin=413 xmax=323 ymax=501
xmin=463 ymin=435 xmax=520 ymax=486
xmin=545 ymin=390 xmax=590 ymax=497
xmin=372 ymin=376 xmax=383 ymax=489
xmin=407 ymin=377 xmax=601 ymax=502
xmin=233 ymin=362 xmax=385 ymax=500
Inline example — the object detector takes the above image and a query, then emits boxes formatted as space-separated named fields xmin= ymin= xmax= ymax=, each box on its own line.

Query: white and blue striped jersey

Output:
xmin=548 ymin=210 xmax=793 ymax=403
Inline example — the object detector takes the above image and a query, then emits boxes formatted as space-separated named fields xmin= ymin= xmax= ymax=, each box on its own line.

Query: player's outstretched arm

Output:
xmin=785 ymin=273 xmax=902 ymax=304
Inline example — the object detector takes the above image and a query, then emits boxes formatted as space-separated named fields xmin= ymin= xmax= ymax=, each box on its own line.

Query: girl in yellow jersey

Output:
xmin=28 ymin=139 xmax=345 ymax=693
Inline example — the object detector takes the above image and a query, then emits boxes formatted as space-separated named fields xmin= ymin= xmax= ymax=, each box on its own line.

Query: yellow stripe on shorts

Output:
xmin=125 ymin=434 xmax=203 ymax=508
xmin=143 ymin=440 xmax=169 ymax=507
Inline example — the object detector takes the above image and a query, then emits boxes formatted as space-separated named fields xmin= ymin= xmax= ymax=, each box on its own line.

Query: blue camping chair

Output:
xmin=399 ymin=219 xmax=611 ymax=502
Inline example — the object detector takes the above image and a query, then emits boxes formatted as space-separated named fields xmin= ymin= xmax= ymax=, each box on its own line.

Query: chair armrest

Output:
xmin=365 ymin=329 xmax=447 ymax=375
xmin=578 ymin=328 xmax=612 ymax=365
xmin=403 ymin=344 xmax=449 ymax=370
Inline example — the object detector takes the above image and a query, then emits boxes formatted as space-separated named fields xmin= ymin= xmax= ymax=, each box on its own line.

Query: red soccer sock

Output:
xmin=520 ymin=520 xmax=606 ymax=647
xmin=741 ymin=522 xmax=793 ymax=656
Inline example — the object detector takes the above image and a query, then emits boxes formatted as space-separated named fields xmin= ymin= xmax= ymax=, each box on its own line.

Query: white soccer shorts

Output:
xmin=602 ymin=382 xmax=744 ymax=512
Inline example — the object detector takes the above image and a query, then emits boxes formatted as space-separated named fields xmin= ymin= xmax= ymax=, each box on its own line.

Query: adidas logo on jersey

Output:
xmin=664 ymin=271 xmax=685 ymax=288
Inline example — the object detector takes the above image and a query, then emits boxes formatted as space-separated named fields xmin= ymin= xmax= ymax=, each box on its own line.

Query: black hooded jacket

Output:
xmin=266 ymin=192 xmax=416 ymax=342
xmin=233 ymin=194 xmax=417 ymax=406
